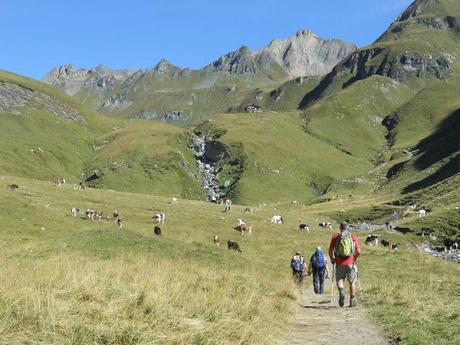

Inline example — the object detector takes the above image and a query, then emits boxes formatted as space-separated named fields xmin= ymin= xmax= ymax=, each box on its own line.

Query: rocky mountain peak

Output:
xmin=260 ymin=30 xmax=357 ymax=78
xmin=295 ymin=29 xmax=319 ymax=39
xmin=154 ymin=59 xmax=177 ymax=71
xmin=205 ymin=30 xmax=356 ymax=78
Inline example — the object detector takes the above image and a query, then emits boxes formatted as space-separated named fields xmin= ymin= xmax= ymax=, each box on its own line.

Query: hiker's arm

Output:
xmin=354 ymin=236 xmax=361 ymax=262
xmin=328 ymin=239 xmax=335 ymax=264
xmin=307 ymin=261 xmax=312 ymax=275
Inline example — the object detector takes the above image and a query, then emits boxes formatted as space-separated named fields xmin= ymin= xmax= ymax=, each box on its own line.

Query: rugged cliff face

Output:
xmin=336 ymin=47 xmax=452 ymax=81
xmin=204 ymin=30 xmax=356 ymax=78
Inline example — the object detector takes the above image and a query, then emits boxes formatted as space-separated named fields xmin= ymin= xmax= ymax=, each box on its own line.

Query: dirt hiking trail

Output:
xmin=280 ymin=278 xmax=387 ymax=345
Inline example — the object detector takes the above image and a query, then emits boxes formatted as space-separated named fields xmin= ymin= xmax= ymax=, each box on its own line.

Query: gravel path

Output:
xmin=280 ymin=274 xmax=387 ymax=345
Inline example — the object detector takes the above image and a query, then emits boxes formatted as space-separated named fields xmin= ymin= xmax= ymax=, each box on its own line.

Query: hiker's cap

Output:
xmin=316 ymin=246 xmax=322 ymax=251
xmin=295 ymin=251 xmax=302 ymax=255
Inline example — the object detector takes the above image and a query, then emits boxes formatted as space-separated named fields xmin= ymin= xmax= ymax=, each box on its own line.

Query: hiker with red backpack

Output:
xmin=307 ymin=247 xmax=329 ymax=294
xmin=328 ymin=222 xmax=361 ymax=307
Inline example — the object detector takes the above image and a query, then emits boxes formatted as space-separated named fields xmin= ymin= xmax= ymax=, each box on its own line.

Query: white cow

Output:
xmin=71 ymin=207 xmax=79 ymax=217
xmin=418 ymin=209 xmax=428 ymax=217
xmin=319 ymin=222 xmax=332 ymax=229
xmin=271 ymin=215 xmax=284 ymax=224
xmin=236 ymin=218 xmax=246 ymax=227
xmin=153 ymin=213 xmax=166 ymax=224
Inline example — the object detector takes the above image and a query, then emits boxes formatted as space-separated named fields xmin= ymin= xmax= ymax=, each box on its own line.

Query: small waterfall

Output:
xmin=189 ymin=134 xmax=226 ymax=202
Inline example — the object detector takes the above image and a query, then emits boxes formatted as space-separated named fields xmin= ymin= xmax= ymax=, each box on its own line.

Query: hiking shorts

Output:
xmin=335 ymin=264 xmax=357 ymax=284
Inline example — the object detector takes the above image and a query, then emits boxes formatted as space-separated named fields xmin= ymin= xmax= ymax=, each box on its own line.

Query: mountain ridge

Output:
xmin=42 ymin=29 xmax=356 ymax=122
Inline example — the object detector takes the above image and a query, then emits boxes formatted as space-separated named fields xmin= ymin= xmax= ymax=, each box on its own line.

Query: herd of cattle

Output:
xmin=63 ymin=193 xmax=338 ymax=254
xmin=5 ymin=181 xmax=459 ymax=255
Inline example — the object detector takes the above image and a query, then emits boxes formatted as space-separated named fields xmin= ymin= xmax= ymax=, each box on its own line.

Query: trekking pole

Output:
xmin=356 ymin=267 xmax=364 ymax=302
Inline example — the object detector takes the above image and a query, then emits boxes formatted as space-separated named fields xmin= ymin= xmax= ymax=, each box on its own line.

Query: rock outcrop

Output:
xmin=0 ymin=81 xmax=85 ymax=122
xmin=43 ymin=64 xmax=139 ymax=96
xmin=205 ymin=30 xmax=357 ymax=78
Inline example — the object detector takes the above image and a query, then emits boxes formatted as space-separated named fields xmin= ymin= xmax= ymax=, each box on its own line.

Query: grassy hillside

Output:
xmin=0 ymin=70 xmax=113 ymax=181
xmin=84 ymin=121 xmax=204 ymax=199
xmin=0 ymin=175 xmax=458 ymax=345
xmin=207 ymin=112 xmax=376 ymax=204
xmin=235 ymin=76 xmax=321 ymax=113
xmin=305 ymin=76 xmax=415 ymax=160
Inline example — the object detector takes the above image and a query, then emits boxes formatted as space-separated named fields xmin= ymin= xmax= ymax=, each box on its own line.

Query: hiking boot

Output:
xmin=349 ymin=296 xmax=357 ymax=307
xmin=338 ymin=289 xmax=345 ymax=307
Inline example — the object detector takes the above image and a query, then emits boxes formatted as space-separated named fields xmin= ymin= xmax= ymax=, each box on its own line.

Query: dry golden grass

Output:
xmin=0 ymin=254 xmax=295 ymax=345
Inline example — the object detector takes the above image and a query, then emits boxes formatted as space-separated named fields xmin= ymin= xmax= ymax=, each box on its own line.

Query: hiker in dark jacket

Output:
xmin=307 ymin=247 xmax=329 ymax=294
xmin=290 ymin=251 xmax=306 ymax=287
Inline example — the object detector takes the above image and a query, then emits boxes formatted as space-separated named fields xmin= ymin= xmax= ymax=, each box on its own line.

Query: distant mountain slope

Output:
xmin=295 ymin=0 xmax=460 ymax=195
xmin=0 ymin=70 xmax=110 ymax=180
xmin=42 ymin=30 xmax=356 ymax=123
xmin=300 ymin=0 xmax=460 ymax=107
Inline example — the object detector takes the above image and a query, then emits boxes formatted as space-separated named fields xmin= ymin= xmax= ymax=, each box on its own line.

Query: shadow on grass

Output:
xmin=402 ymin=108 xmax=460 ymax=194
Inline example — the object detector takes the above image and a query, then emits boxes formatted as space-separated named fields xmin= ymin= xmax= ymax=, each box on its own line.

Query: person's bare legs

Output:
xmin=337 ymin=279 xmax=345 ymax=306
xmin=350 ymin=282 xmax=356 ymax=297
xmin=349 ymin=282 xmax=357 ymax=307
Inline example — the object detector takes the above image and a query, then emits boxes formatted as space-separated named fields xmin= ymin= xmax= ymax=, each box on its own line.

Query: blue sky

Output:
xmin=0 ymin=0 xmax=413 ymax=79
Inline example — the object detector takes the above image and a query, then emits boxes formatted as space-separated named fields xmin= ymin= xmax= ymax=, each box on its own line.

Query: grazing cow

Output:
xmin=409 ymin=204 xmax=418 ymax=210
xmin=271 ymin=215 xmax=284 ymax=224
xmin=365 ymin=235 xmax=379 ymax=246
xmin=223 ymin=205 xmax=231 ymax=213
xmin=227 ymin=240 xmax=242 ymax=253
xmin=116 ymin=218 xmax=123 ymax=229
xmin=73 ymin=184 xmax=79 ymax=190
xmin=319 ymin=222 xmax=332 ymax=230
xmin=71 ymin=207 xmax=79 ymax=217
xmin=434 ymin=246 xmax=447 ymax=253
xmin=234 ymin=224 xmax=253 ymax=236
xmin=391 ymin=243 xmax=399 ymax=251
xmin=385 ymin=220 xmax=394 ymax=231
xmin=225 ymin=199 xmax=232 ymax=207
xmin=213 ymin=235 xmax=220 ymax=247
xmin=113 ymin=210 xmax=120 ymax=219
xmin=85 ymin=209 xmax=96 ymax=221
xmin=236 ymin=219 xmax=246 ymax=226
xmin=418 ymin=209 xmax=428 ymax=217
xmin=443 ymin=239 xmax=459 ymax=251
xmin=6 ymin=183 xmax=19 ymax=191
xmin=299 ymin=224 xmax=309 ymax=232
xmin=96 ymin=211 xmax=104 ymax=221
xmin=421 ymin=228 xmax=435 ymax=237
xmin=291 ymin=200 xmax=297 ymax=204
xmin=154 ymin=225 xmax=162 ymax=236
xmin=381 ymin=239 xmax=391 ymax=248
xmin=53 ymin=178 xmax=66 ymax=187
xmin=244 ymin=208 xmax=253 ymax=213
xmin=152 ymin=213 xmax=165 ymax=224
xmin=169 ymin=197 xmax=178 ymax=204
xmin=78 ymin=182 xmax=86 ymax=190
